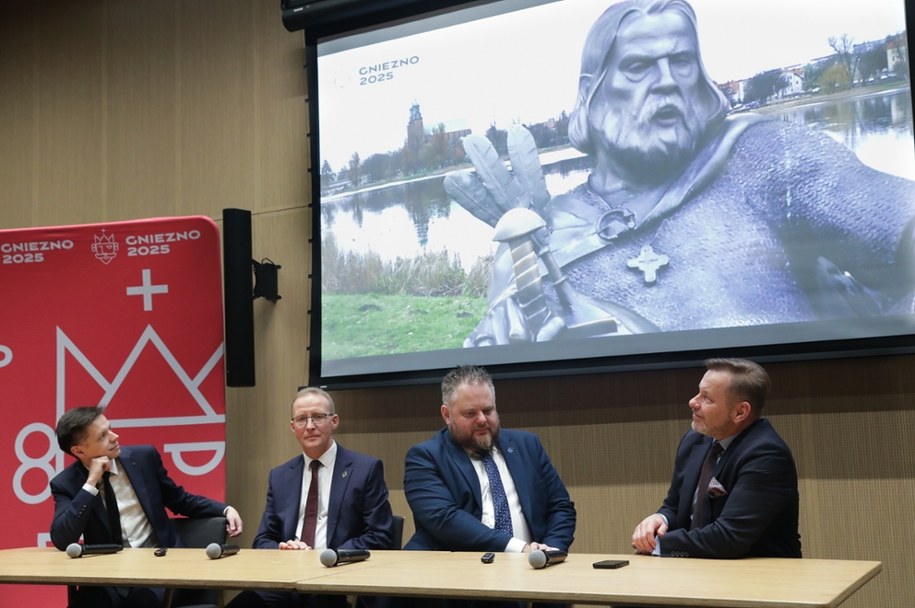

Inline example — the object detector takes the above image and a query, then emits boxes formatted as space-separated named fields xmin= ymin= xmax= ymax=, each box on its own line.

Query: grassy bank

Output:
xmin=322 ymin=293 xmax=486 ymax=358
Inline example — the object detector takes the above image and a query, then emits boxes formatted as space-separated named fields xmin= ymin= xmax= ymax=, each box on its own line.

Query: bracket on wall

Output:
xmin=253 ymin=258 xmax=281 ymax=302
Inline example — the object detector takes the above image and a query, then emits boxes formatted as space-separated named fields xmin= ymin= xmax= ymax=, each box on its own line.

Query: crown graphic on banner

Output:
xmin=90 ymin=231 xmax=119 ymax=264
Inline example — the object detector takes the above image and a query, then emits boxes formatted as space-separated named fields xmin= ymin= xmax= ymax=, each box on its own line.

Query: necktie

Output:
xmin=482 ymin=453 xmax=513 ymax=536
xmin=102 ymin=472 xmax=124 ymax=546
xmin=302 ymin=460 xmax=321 ymax=547
xmin=691 ymin=441 xmax=724 ymax=530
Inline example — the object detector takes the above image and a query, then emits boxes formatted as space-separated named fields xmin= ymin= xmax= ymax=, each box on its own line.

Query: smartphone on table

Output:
xmin=592 ymin=559 xmax=629 ymax=569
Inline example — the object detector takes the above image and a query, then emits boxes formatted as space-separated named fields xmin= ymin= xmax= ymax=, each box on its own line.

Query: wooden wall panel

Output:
xmin=105 ymin=0 xmax=179 ymax=219
xmin=176 ymin=1 xmax=257 ymax=215
xmin=251 ymin=3 xmax=310 ymax=212
xmin=0 ymin=3 xmax=37 ymax=228
xmin=1 ymin=2 xmax=912 ymax=607
xmin=34 ymin=2 xmax=107 ymax=225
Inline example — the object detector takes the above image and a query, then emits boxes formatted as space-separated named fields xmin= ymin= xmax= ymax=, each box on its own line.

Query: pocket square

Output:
xmin=707 ymin=476 xmax=727 ymax=498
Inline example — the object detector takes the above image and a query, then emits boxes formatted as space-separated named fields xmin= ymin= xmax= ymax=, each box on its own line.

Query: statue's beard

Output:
xmin=597 ymin=93 xmax=704 ymax=181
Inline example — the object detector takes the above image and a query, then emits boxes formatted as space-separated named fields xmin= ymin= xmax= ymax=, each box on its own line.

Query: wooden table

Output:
xmin=0 ymin=548 xmax=881 ymax=607
xmin=0 ymin=546 xmax=417 ymax=591
xmin=300 ymin=551 xmax=883 ymax=608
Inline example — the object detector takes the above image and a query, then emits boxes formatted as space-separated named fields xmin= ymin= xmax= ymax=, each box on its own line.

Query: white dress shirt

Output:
xmin=294 ymin=441 xmax=337 ymax=550
xmin=82 ymin=458 xmax=156 ymax=547
xmin=471 ymin=447 xmax=532 ymax=552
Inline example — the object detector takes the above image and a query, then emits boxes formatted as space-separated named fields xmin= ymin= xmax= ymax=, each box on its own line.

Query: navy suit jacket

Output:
xmin=49 ymin=445 xmax=228 ymax=551
xmin=252 ymin=444 xmax=394 ymax=550
xmin=658 ymin=418 xmax=801 ymax=558
xmin=403 ymin=428 xmax=575 ymax=552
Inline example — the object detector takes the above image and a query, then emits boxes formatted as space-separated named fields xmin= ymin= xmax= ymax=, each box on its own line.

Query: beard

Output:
xmin=690 ymin=417 xmax=708 ymax=436
xmin=449 ymin=420 xmax=501 ymax=456
xmin=595 ymin=92 xmax=705 ymax=181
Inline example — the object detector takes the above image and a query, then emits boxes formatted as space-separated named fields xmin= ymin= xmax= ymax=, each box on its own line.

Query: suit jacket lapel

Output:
xmin=284 ymin=457 xmax=306 ymax=542
xmin=443 ymin=432 xmax=482 ymax=511
xmin=499 ymin=434 xmax=529 ymax=517
xmin=326 ymin=446 xmax=353 ymax=546
xmin=118 ymin=447 xmax=154 ymax=523
xmin=714 ymin=418 xmax=763 ymax=485
xmin=681 ymin=439 xmax=711 ymax=526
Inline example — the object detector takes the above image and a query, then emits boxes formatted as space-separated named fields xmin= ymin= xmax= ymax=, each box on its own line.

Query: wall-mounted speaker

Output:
xmin=223 ymin=208 xmax=255 ymax=387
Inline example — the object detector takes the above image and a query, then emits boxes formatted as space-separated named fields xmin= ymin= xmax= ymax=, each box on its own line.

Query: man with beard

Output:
xmin=446 ymin=0 xmax=915 ymax=345
xmin=403 ymin=365 xmax=576 ymax=554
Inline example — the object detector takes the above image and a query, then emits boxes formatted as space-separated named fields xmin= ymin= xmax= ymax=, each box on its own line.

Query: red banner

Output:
xmin=0 ymin=216 xmax=226 ymax=603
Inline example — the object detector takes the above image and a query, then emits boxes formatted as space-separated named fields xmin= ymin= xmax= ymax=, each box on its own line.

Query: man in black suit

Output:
xmin=50 ymin=405 xmax=243 ymax=608
xmin=631 ymin=358 xmax=801 ymax=558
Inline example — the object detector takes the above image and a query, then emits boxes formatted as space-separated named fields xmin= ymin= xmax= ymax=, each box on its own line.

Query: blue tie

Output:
xmin=482 ymin=453 xmax=513 ymax=536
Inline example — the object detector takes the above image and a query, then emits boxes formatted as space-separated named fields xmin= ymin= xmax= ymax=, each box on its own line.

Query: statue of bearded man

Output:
xmin=445 ymin=0 xmax=915 ymax=346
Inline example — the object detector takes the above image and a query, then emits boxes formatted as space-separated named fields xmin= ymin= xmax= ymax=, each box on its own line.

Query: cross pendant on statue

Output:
xmin=627 ymin=245 xmax=669 ymax=284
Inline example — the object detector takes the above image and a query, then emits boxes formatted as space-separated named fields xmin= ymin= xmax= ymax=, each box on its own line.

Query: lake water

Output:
xmin=322 ymin=87 xmax=914 ymax=270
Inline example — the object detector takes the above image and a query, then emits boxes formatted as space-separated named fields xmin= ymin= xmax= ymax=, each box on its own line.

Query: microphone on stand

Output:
xmin=319 ymin=548 xmax=371 ymax=567
xmin=65 ymin=543 xmax=124 ymax=558
xmin=528 ymin=549 xmax=568 ymax=569
xmin=205 ymin=543 xmax=241 ymax=559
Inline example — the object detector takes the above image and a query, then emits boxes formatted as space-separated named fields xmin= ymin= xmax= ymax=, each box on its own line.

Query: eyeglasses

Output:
xmin=291 ymin=413 xmax=334 ymax=428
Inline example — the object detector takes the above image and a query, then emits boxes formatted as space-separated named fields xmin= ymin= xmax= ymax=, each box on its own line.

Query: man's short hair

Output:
xmin=441 ymin=365 xmax=495 ymax=406
xmin=293 ymin=386 xmax=336 ymax=414
xmin=706 ymin=358 xmax=770 ymax=414
xmin=568 ymin=0 xmax=730 ymax=155
xmin=56 ymin=406 xmax=105 ymax=456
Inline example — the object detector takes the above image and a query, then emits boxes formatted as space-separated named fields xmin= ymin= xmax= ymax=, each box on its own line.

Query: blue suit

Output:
xmin=658 ymin=418 xmax=801 ymax=558
xmin=252 ymin=444 xmax=394 ymax=550
xmin=228 ymin=444 xmax=393 ymax=608
xmin=49 ymin=445 xmax=228 ymax=551
xmin=404 ymin=428 xmax=575 ymax=552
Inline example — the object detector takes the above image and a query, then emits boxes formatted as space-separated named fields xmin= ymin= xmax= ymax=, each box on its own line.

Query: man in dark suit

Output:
xmin=404 ymin=365 xmax=575 ymax=554
xmin=227 ymin=387 xmax=394 ymax=608
xmin=50 ymin=405 xmax=243 ymax=608
xmin=632 ymin=358 xmax=801 ymax=558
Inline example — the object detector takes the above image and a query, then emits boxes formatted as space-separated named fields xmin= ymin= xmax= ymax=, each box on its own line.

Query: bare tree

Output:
xmin=828 ymin=34 xmax=860 ymax=88
xmin=348 ymin=151 xmax=362 ymax=188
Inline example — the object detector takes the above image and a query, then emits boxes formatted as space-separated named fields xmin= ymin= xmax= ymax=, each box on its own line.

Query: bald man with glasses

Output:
xmin=228 ymin=387 xmax=394 ymax=608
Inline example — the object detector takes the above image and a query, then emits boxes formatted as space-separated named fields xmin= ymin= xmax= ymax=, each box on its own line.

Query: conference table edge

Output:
xmin=296 ymin=552 xmax=884 ymax=608
xmin=0 ymin=548 xmax=883 ymax=608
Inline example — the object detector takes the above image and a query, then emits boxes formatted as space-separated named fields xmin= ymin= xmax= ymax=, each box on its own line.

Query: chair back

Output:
xmin=173 ymin=516 xmax=228 ymax=548
xmin=391 ymin=514 xmax=405 ymax=550
xmin=167 ymin=516 xmax=228 ymax=608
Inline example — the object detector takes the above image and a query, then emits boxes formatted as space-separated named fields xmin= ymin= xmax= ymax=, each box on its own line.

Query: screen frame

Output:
xmin=304 ymin=0 xmax=915 ymax=390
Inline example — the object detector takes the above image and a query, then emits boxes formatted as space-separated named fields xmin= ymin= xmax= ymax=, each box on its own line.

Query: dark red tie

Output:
xmin=102 ymin=471 xmax=124 ymax=545
xmin=691 ymin=441 xmax=723 ymax=530
xmin=302 ymin=460 xmax=321 ymax=547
